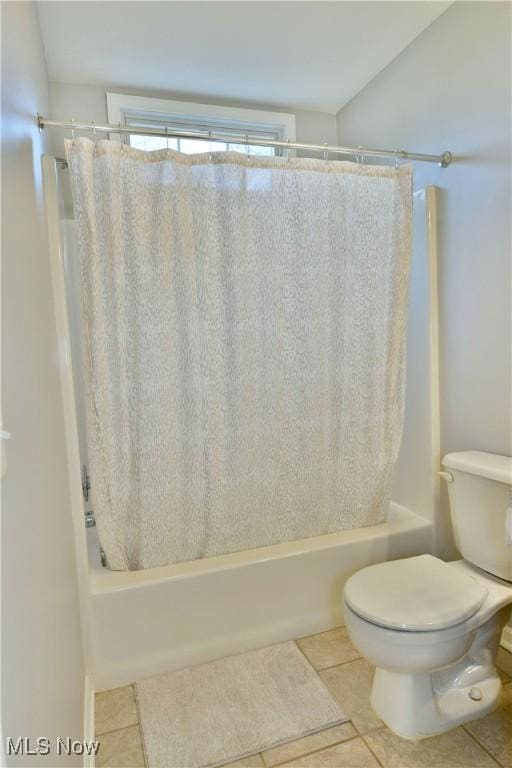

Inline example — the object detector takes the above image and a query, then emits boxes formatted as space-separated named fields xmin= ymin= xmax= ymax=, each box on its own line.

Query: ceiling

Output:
xmin=37 ymin=1 xmax=452 ymax=114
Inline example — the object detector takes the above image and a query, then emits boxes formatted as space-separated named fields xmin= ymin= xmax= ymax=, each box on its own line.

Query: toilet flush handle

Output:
xmin=439 ymin=471 xmax=454 ymax=483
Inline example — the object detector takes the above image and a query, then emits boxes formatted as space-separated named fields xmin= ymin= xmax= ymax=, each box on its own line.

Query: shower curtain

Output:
xmin=66 ymin=137 xmax=412 ymax=571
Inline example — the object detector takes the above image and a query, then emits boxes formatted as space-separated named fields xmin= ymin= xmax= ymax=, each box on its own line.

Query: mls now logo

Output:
xmin=6 ymin=737 xmax=100 ymax=757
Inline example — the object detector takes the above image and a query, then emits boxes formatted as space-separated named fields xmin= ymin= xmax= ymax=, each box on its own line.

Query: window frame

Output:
xmin=106 ymin=93 xmax=296 ymax=154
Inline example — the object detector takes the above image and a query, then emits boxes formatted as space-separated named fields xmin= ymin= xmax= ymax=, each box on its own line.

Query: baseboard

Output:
xmin=83 ymin=675 xmax=95 ymax=768
xmin=501 ymin=625 xmax=512 ymax=654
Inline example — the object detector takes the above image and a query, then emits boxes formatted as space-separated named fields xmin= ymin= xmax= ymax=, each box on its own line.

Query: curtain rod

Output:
xmin=36 ymin=114 xmax=452 ymax=168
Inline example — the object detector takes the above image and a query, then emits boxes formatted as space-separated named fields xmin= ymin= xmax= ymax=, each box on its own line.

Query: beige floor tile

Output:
xmin=279 ymin=737 xmax=379 ymax=767
xmin=365 ymin=724 xmax=499 ymax=767
xmin=497 ymin=648 xmax=512 ymax=679
xmin=96 ymin=725 xmax=145 ymax=768
xmin=296 ymin=629 xmax=361 ymax=671
xmin=262 ymin=723 xmax=357 ymax=767
xmin=465 ymin=681 xmax=511 ymax=767
xmin=319 ymin=660 xmax=381 ymax=734
xmin=222 ymin=754 xmax=265 ymax=767
xmin=95 ymin=685 xmax=138 ymax=735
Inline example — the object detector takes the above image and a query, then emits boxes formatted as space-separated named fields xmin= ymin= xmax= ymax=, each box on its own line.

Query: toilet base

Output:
xmin=368 ymin=604 xmax=510 ymax=739
xmin=370 ymin=666 xmax=502 ymax=740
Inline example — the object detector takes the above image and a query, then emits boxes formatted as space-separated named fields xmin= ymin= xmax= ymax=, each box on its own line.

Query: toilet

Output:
xmin=343 ymin=451 xmax=512 ymax=740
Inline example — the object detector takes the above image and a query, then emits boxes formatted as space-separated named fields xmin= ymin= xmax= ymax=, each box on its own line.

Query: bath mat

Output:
xmin=135 ymin=641 xmax=348 ymax=768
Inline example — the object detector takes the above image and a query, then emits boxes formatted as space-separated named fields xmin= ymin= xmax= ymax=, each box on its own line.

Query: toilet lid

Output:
xmin=344 ymin=555 xmax=489 ymax=631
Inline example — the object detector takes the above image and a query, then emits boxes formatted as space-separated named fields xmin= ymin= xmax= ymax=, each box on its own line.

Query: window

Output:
xmin=127 ymin=118 xmax=277 ymax=157
xmin=106 ymin=94 xmax=296 ymax=156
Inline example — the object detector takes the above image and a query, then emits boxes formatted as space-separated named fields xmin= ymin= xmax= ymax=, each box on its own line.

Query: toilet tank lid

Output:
xmin=443 ymin=451 xmax=512 ymax=484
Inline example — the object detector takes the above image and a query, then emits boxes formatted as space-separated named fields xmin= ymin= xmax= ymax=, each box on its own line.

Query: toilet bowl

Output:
xmin=343 ymin=556 xmax=511 ymax=738
xmin=342 ymin=451 xmax=512 ymax=740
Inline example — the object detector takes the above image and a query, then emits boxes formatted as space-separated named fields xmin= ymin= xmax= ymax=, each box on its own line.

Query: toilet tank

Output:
xmin=442 ymin=451 xmax=512 ymax=581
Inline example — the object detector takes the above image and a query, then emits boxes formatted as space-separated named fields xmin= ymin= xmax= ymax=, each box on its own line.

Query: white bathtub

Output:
xmin=88 ymin=503 xmax=432 ymax=690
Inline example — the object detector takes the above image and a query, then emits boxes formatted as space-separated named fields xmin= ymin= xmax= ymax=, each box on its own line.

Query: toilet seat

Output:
xmin=344 ymin=554 xmax=488 ymax=632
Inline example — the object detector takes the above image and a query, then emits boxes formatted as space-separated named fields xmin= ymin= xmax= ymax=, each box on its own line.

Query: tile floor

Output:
xmin=95 ymin=628 xmax=512 ymax=768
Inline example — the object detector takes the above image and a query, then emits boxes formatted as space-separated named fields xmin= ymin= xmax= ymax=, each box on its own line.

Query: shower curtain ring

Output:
xmin=92 ymin=120 xmax=97 ymax=145
xmin=246 ymin=134 xmax=251 ymax=161
xmin=208 ymin=130 xmax=213 ymax=161
xmin=165 ymin=126 xmax=169 ymax=150
xmin=357 ymin=146 xmax=364 ymax=165
xmin=71 ymin=118 xmax=75 ymax=141
xmin=394 ymin=149 xmax=407 ymax=169
xmin=323 ymin=143 xmax=328 ymax=162
xmin=286 ymin=139 xmax=291 ymax=162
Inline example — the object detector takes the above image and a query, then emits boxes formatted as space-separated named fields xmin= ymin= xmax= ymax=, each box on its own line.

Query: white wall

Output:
xmin=1 ymin=2 xmax=85 ymax=763
xmin=336 ymin=1 xmax=511 ymax=557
